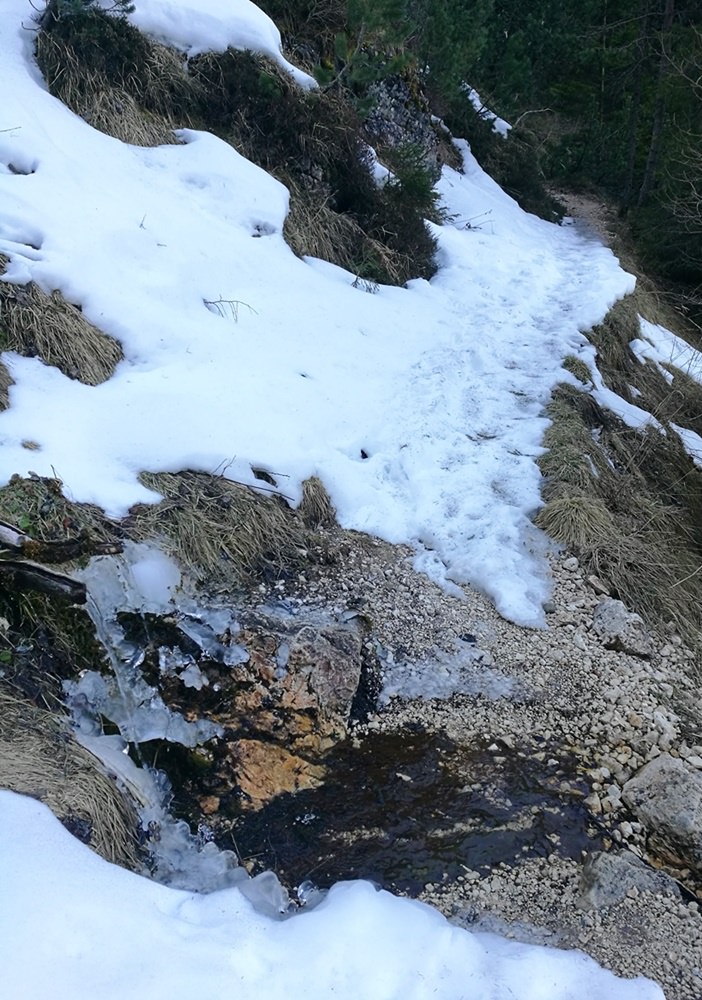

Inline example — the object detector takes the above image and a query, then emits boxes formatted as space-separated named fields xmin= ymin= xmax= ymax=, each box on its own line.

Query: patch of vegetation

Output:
xmin=536 ymin=291 xmax=702 ymax=656
xmin=36 ymin=0 xmax=197 ymax=144
xmin=0 ymin=686 xmax=139 ymax=867
xmin=189 ymin=48 xmax=437 ymax=283
xmin=130 ymin=471 xmax=319 ymax=585
xmin=0 ymin=255 xmax=123 ymax=393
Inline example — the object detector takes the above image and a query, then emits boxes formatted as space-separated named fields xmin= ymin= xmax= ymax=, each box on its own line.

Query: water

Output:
xmin=227 ymin=729 xmax=602 ymax=894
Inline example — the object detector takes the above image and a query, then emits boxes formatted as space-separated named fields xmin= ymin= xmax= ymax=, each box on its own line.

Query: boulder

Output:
xmin=153 ymin=609 xmax=364 ymax=809
xmin=591 ymin=598 xmax=653 ymax=658
xmin=622 ymin=754 xmax=702 ymax=874
xmin=578 ymin=850 xmax=680 ymax=909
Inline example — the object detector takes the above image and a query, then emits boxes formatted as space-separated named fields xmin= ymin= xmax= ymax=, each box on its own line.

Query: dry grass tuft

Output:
xmin=562 ymin=354 xmax=592 ymax=385
xmin=299 ymin=475 xmax=337 ymax=528
xmin=283 ymin=180 xmax=410 ymax=285
xmin=0 ymin=360 xmax=13 ymax=410
xmin=35 ymin=18 xmax=198 ymax=147
xmin=535 ymin=493 xmax=616 ymax=551
xmin=0 ymin=687 xmax=139 ymax=868
xmin=538 ymin=321 xmax=702 ymax=653
xmin=73 ymin=85 xmax=178 ymax=146
xmin=131 ymin=471 xmax=310 ymax=583
xmin=0 ymin=257 xmax=123 ymax=385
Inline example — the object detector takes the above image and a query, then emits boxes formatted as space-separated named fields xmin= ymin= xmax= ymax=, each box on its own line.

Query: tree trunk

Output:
xmin=637 ymin=0 xmax=675 ymax=207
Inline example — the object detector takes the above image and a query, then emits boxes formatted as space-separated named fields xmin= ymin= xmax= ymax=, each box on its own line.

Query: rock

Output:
xmin=586 ymin=574 xmax=610 ymax=596
xmin=622 ymin=754 xmax=702 ymax=874
xmin=563 ymin=556 xmax=579 ymax=572
xmin=591 ymin=598 xmax=653 ymax=659
xmin=363 ymin=76 xmax=441 ymax=180
xmin=578 ymin=850 xmax=680 ymax=909
xmin=229 ymin=739 xmax=325 ymax=809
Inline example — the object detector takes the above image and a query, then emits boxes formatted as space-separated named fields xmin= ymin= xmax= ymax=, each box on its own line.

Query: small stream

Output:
xmin=64 ymin=543 xmax=602 ymax=902
xmin=226 ymin=729 xmax=600 ymax=894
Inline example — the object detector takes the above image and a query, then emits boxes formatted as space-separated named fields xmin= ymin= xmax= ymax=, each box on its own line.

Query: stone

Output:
xmin=587 ymin=574 xmax=610 ymax=596
xmin=622 ymin=754 xmax=702 ymax=874
xmin=578 ymin=850 xmax=681 ymax=909
xmin=229 ymin=739 xmax=325 ymax=809
xmin=591 ymin=598 xmax=654 ymax=659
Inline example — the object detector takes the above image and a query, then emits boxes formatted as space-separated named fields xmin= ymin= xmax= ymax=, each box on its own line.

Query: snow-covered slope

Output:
xmin=0 ymin=0 xmax=634 ymax=627
xmin=0 ymin=3 xmax=668 ymax=997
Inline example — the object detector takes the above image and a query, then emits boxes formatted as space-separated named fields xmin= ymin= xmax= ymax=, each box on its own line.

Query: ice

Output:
xmin=380 ymin=638 xmax=517 ymax=705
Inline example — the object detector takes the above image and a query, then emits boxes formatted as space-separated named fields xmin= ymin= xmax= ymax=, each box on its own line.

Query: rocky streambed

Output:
xmin=3 ymin=525 xmax=702 ymax=998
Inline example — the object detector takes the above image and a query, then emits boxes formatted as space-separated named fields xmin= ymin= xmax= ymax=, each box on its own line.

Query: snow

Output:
xmin=465 ymin=86 xmax=513 ymax=137
xmin=0 ymin=791 xmax=665 ymax=1000
xmin=0 ymin=0 xmax=636 ymax=628
xmin=126 ymin=0 xmax=317 ymax=86
xmin=632 ymin=317 xmax=702 ymax=385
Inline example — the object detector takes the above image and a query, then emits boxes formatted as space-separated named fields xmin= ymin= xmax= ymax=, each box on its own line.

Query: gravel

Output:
xmin=269 ymin=529 xmax=702 ymax=998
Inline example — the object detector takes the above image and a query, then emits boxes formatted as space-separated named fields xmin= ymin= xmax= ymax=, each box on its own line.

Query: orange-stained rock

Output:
xmin=231 ymin=739 xmax=325 ymax=809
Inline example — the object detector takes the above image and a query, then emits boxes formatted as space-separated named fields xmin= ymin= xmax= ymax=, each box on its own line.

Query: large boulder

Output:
xmin=622 ymin=754 xmax=702 ymax=874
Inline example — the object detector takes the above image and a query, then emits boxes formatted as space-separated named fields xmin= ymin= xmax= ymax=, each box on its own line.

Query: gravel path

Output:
xmin=285 ymin=528 xmax=702 ymax=999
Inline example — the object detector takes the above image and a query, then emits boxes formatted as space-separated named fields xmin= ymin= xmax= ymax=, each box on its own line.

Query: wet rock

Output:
xmin=229 ymin=740 xmax=325 ymax=809
xmin=578 ymin=850 xmax=680 ymax=909
xmin=591 ymin=598 xmax=653 ymax=659
xmin=622 ymin=754 xmax=702 ymax=874
xmin=154 ymin=610 xmax=364 ymax=809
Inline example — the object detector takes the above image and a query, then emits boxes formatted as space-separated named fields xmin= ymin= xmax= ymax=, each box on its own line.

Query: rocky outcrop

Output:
xmin=151 ymin=609 xmax=364 ymax=810
xmin=364 ymin=76 xmax=441 ymax=180
xmin=623 ymin=754 xmax=702 ymax=874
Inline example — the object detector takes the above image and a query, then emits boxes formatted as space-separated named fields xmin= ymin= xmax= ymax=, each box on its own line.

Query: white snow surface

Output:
xmin=632 ymin=317 xmax=702 ymax=385
xmin=126 ymin=0 xmax=316 ymax=85
xmin=465 ymin=86 xmax=512 ymax=137
xmin=0 ymin=791 xmax=664 ymax=1000
xmin=0 ymin=0 xmax=634 ymax=630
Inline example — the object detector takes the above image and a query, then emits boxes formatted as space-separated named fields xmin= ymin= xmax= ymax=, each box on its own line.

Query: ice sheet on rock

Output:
xmin=75 ymin=542 xmax=182 ymax=617
xmin=380 ymin=638 xmax=516 ymax=706
xmin=0 ymin=791 xmax=666 ymax=1000
xmin=78 ymin=733 xmax=245 ymax=892
xmin=66 ymin=668 xmax=221 ymax=746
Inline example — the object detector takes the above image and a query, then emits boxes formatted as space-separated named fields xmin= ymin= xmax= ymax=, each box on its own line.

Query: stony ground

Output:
xmin=274 ymin=528 xmax=702 ymax=1000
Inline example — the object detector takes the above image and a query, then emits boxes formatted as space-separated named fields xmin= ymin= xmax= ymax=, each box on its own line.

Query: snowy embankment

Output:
xmin=0 ymin=0 xmax=634 ymax=628
xmin=0 ymin=791 xmax=663 ymax=1000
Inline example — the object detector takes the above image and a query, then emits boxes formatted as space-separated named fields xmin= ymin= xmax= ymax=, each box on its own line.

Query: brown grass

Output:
xmin=35 ymin=24 xmax=197 ymax=147
xmin=0 ymin=256 xmax=123 ymax=385
xmin=0 ymin=360 xmax=13 ymax=410
xmin=0 ymin=686 xmax=139 ymax=868
xmin=538 ymin=284 xmax=702 ymax=656
xmin=130 ymin=471 xmax=312 ymax=583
